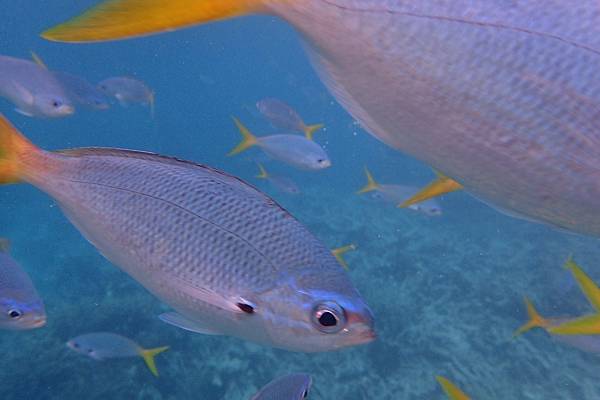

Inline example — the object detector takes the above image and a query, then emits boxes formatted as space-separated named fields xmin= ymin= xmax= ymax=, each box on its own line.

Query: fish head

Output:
xmin=32 ymin=94 xmax=74 ymax=117
xmin=0 ymin=296 xmax=46 ymax=330
xmin=65 ymin=338 xmax=102 ymax=359
xmin=256 ymin=281 xmax=375 ymax=352
xmin=300 ymin=152 xmax=331 ymax=170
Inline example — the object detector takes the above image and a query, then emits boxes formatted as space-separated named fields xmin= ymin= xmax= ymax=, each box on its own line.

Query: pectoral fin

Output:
xmin=159 ymin=312 xmax=221 ymax=335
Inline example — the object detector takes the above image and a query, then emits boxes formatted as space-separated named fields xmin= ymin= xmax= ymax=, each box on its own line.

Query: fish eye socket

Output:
xmin=8 ymin=309 xmax=22 ymax=319
xmin=52 ymin=100 xmax=62 ymax=108
xmin=303 ymin=389 xmax=309 ymax=398
xmin=311 ymin=302 xmax=346 ymax=333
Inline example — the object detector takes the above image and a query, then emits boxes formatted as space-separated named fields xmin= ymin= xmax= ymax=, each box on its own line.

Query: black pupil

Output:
xmin=9 ymin=310 xmax=20 ymax=318
xmin=237 ymin=302 xmax=254 ymax=314
xmin=53 ymin=101 xmax=60 ymax=107
xmin=318 ymin=311 xmax=337 ymax=327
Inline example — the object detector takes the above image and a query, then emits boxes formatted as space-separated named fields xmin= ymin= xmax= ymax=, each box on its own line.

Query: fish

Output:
xmin=97 ymin=76 xmax=154 ymax=116
xmin=436 ymin=376 xmax=470 ymax=400
xmin=399 ymin=171 xmax=462 ymax=209
xmin=331 ymin=244 xmax=356 ymax=270
xmin=0 ymin=238 xmax=46 ymax=330
xmin=54 ymin=72 xmax=111 ymax=110
xmin=66 ymin=332 xmax=169 ymax=377
xmin=29 ymin=51 xmax=110 ymax=110
xmin=229 ymin=117 xmax=331 ymax=171
xmin=0 ymin=114 xmax=374 ymax=352
xmin=256 ymin=98 xmax=323 ymax=140
xmin=514 ymin=297 xmax=600 ymax=356
xmin=250 ymin=373 xmax=312 ymax=400
xmin=0 ymin=55 xmax=74 ymax=118
xmin=357 ymin=167 xmax=442 ymax=217
xmin=41 ymin=0 xmax=600 ymax=237
xmin=255 ymin=163 xmax=300 ymax=195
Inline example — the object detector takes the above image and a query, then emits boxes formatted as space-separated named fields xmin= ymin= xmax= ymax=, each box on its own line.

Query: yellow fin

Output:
xmin=42 ymin=0 xmax=268 ymax=43
xmin=255 ymin=163 xmax=268 ymax=179
xmin=436 ymin=376 xmax=470 ymax=400
xmin=0 ymin=238 xmax=10 ymax=253
xmin=0 ymin=114 xmax=39 ymax=184
xmin=399 ymin=171 xmax=462 ymax=208
xmin=228 ymin=117 xmax=258 ymax=156
xmin=139 ymin=345 xmax=169 ymax=377
xmin=548 ymin=314 xmax=600 ymax=336
xmin=331 ymin=244 xmax=356 ymax=270
xmin=357 ymin=167 xmax=379 ymax=194
xmin=303 ymin=123 xmax=324 ymax=141
xmin=513 ymin=297 xmax=549 ymax=337
xmin=564 ymin=256 xmax=600 ymax=312
xmin=30 ymin=51 xmax=48 ymax=69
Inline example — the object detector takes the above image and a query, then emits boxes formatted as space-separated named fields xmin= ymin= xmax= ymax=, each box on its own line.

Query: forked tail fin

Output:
xmin=139 ymin=345 xmax=169 ymax=377
xmin=357 ymin=167 xmax=379 ymax=194
xmin=0 ymin=114 xmax=40 ymax=184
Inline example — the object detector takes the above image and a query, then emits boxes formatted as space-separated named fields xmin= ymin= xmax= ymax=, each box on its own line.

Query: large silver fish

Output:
xmin=41 ymin=0 xmax=600 ymax=236
xmin=0 ymin=115 xmax=374 ymax=352
xmin=0 ymin=55 xmax=74 ymax=118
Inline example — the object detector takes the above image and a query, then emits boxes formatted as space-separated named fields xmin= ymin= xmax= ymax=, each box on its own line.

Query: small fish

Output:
xmin=357 ymin=167 xmax=442 ymax=217
xmin=331 ymin=244 xmax=356 ymax=270
xmin=0 ymin=55 xmax=74 ymax=118
xmin=514 ymin=297 xmax=600 ymax=355
xmin=229 ymin=117 xmax=331 ymax=171
xmin=0 ymin=238 xmax=46 ymax=330
xmin=399 ymin=171 xmax=462 ymax=209
xmin=255 ymin=163 xmax=300 ymax=195
xmin=250 ymin=373 xmax=312 ymax=400
xmin=29 ymin=51 xmax=110 ymax=111
xmin=54 ymin=72 xmax=111 ymax=110
xmin=256 ymin=98 xmax=323 ymax=140
xmin=0 ymin=114 xmax=373 ymax=352
xmin=66 ymin=332 xmax=169 ymax=377
xmin=436 ymin=376 xmax=471 ymax=400
xmin=97 ymin=76 xmax=154 ymax=115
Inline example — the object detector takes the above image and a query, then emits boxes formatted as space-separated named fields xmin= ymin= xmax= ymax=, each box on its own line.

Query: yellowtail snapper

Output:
xmin=66 ymin=332 xmax=169 ymax=377
xmin=256 ymin=98 xmax=323 ymax=140
xmin=0 ymin=114 xmax=374 ymax=352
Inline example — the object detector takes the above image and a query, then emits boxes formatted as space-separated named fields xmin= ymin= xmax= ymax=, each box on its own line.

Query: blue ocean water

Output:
xmin=2 ymin=2 xmax=600 ymax=399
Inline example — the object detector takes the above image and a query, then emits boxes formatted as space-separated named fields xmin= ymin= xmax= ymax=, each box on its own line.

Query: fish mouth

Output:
xmin=31 ymin=315 xmax=47 ymax=328
xmin=346 ymin=309 xmax=376 ymax=344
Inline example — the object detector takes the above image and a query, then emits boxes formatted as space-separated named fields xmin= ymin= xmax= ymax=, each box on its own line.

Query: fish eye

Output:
xmin=52 ymin=100 xmax=62 ymax=108
xmin=302 ymin=389 xmax=309 ymax=398
xmin=7 ymin=309 xmax=22 ymax=319
xmin=311 ymin=302 xmax=346 ymax=333
xmin=236 ymin=301 xmax=255 ymax=314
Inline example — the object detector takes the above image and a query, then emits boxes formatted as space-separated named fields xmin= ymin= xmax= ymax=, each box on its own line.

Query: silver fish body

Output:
xmin=0 ymin=247 xmax=46 ymax=330
xmin=250 ymin=373 xmax=312 ymax=400
xmin=98 ymin=76 xmax=152 ymax=106
xmin=265 ymin=1 xmax=600 ymax=235
xmin=258 ymin=134 xmax=330 ymax=170
xmin=54 ymin=72 xmax=110 ymax=110
xmin=0 ymin=55 xmax=74 ymax=118
xmin=67 ymin=332 xmax=141 ymax=360
xmin=25 ymin=147 xmax=373 ymax=352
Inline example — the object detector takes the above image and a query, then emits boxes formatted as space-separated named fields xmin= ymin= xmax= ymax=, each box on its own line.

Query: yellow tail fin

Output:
xmin=228 ymin=117 xmax=258 ymax=156
xmin=304 ymin=123 xmax=324 ymax=141
xmin=436 ymin=376 xmax=470 ymax=400
xmin=0 ymin=114 xmax=39 ymax=184
xmin=564 ymin=256 xmax=600 ymax=312
xmin=139 ymin=345 xmax=169 ymax=377
xmin=42 ymin=0 xmax=268 ymax=43
xmin=30 ymin=51 xmax=48 ymax=69
xmin=549 ymin=314 xmax=600 ymax=336
xmin=357 ymin=167 xmax=379 ymax=194
xmin=331 ymin=244 xmax=356 ymax=270
xmin=256 ymin=163 xmax=269 ymax=179
xmin=399 ymin=171 xmax=462 ymax=208
xmin=513 ymin=297 xmax=549 ymax=337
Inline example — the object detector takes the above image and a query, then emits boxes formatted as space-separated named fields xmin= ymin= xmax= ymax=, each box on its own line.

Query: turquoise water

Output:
xmin=2 ymin=1 xmax=600 ymax=399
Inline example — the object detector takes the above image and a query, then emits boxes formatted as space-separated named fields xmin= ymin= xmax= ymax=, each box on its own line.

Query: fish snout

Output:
xmin=30 ymin=314 xmax=47 ymax=328
xmin=346 ymin=308 xmax=376 ymax=344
